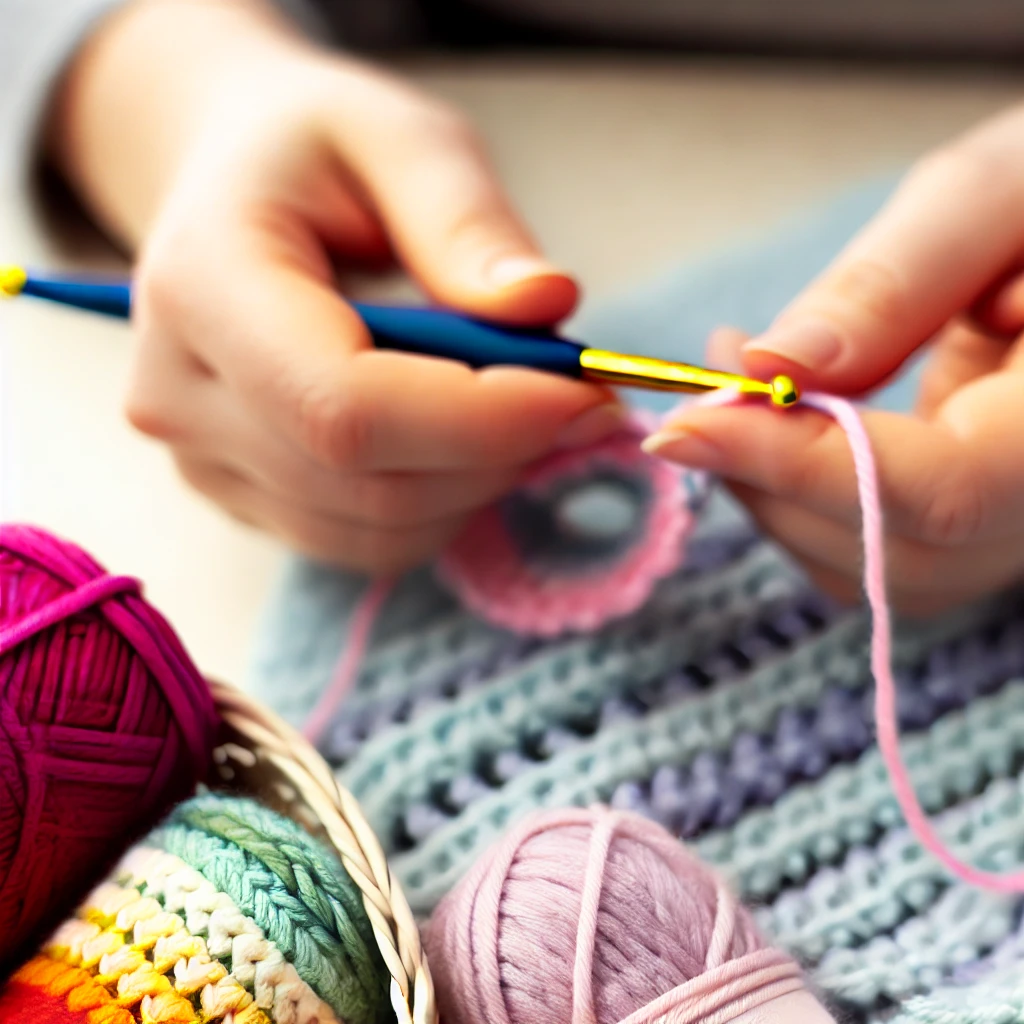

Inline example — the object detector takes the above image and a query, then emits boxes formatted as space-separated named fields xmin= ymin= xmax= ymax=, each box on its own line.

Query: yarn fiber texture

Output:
xmin=0 ymin=524 xmax=219 ymax=968
xmin=0 ymin=792 xmax=391 ymax=1024
xmin=427 ymin=805 xmax=835 ymax=1024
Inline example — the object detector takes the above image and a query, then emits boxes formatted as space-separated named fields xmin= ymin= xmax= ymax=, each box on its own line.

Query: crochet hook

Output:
xmin=0 ymin=265 xmax=799 ymax=406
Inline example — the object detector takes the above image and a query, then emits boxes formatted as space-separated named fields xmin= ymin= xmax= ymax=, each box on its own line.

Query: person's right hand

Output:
xmin=50 ymin=0 xmax=619 ymax=572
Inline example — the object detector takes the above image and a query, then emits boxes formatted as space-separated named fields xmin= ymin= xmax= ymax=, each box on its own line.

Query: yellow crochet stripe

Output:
xmin=37 ymin=875 xmax=271 ymax=1024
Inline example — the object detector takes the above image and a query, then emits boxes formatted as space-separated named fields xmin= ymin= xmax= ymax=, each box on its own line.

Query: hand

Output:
xmin=644 ymin=106 xmax=1024 ymax=615
xmin=50 ymin=0 xmax=618 ymax=573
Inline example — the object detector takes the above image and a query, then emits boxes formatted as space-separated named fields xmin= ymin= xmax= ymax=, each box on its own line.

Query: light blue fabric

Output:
xmin=248 ymin=174 xmax=917 ymax=721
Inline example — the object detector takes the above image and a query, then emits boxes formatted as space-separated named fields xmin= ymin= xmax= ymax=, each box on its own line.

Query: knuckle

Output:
xmin=133 ymin=249 xmax=187 ymax=326
xmin=350 ymin=477 xmax=420 ymax=529
xmin=772 ymin=417 xmax=835 ymax=502
xmin=124 ymin=390 xmax=165 ymax=440
xmin=913 ymin=464 xmax=988 ymax=547
xmin=824 ymin=256 xmax=908 ymax=329
xmin=124 ymin=375 xmax=179 ymax=442
xmin=297 ymin=387 xmax=375 ymax=472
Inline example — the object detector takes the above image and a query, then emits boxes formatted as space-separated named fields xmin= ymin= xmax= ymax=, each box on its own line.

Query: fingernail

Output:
xmin=641 ymin=428 xmax=725 ymax=470
xmin=555 ymin=403 xmax=627 ymax=450
xmin=742 ymin=320 xmax=842 ymax=371
xmin=488 ymin=255 xmax=564 ymax=288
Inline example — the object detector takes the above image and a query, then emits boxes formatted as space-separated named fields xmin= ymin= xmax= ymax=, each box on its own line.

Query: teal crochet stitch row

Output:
xmin=889 ymin=962 xmax=1024 ymax=1024
xmin=150 ymin=793 xmax=390 ymax=1024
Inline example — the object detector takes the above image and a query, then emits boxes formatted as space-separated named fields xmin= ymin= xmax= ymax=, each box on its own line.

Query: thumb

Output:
xmin=328 ymin=100 xmax=578 ymax=326
xmin=741 ymin=146 xmax=1024 ymax=394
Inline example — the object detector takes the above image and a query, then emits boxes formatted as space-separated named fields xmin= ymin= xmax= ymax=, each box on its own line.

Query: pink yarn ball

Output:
xmin=0 ymin=524 xmax=219 ymax=967
xmin=426 ymin=807 xmax=836 ymax=1024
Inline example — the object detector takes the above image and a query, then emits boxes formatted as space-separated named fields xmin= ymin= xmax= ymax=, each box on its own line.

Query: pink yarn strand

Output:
xmin=804 ymin=393 xmax=1024 ymax=894
xmin=572 ymin=810 xmax=617 ymax=1024
xmin=615 ymin=951 xmax=804 ymax=1024
xmin=703 ymin=882 xmax=739 ymax=971
xmin=303 ymin=576 xmax=394 ymax=745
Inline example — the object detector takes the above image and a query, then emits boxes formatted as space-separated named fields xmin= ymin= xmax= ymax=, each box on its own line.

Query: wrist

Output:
xmin=48 ymin=0 xmax=311 ymax=248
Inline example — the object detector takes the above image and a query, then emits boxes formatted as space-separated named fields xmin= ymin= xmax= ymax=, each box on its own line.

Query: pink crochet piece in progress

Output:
xmin=437 ymin=414 xmax=698 ymax=637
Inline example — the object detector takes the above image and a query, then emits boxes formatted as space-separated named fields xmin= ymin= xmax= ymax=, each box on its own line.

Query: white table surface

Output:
xmin=2 ymin=55 xmax=1022 ymax=686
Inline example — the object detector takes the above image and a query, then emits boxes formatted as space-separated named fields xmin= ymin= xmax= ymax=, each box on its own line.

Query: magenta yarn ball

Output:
xmin=0 ymin=524 xmax=219 ymax=967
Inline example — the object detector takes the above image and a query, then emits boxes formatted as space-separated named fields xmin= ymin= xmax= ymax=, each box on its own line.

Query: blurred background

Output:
xmin=2 ymin=2 xmax=1024 ymax=683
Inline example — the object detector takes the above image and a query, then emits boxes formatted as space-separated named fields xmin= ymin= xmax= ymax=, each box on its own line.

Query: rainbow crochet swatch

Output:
xmin=0 ymin=794 xmax=389 ymax=1024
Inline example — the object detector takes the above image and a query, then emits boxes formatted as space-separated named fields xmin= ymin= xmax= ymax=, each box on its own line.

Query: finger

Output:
xmin=156 ymin=372 xmax=523 ymax=522
xmin=740 ymin=138 xmax=1024 ymax=393
xmin=322 ymin=86 xmax=578 ymax=324
xmin=734 ymin=484 xmax=1024 ymax=608
xmin=242 ymin=456 xmax=520 ymax=529
xmin=790 ymin=553 xmax=972 ymax=618
xmin=914 ymin=321 xmax=1008 ymax=419
xmin=970 ymin=266 xmax=1024 ymax=338
xmin=138 ymin=210 xmax=617 ymax=473
xmin=644 ymin=381 xmax=1024 ymax=546
xmin=705 ymin=326 xmax=750 ymax=373
xmin=175 ymin=455 xmax=465 ymax=572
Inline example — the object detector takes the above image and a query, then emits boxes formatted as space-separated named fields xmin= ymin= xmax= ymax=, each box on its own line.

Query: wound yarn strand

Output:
xmin=303 ymin=576 xmax=394 ymax=745
xmin=806 ymin=393 xmax=1024 ymax=894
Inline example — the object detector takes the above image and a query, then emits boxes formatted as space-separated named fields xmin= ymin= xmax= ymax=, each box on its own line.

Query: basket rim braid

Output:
xmin=208 ymin=680 xmax=436 ymax=1024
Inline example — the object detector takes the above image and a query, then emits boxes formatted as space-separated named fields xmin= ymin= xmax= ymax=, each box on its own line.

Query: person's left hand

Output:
xmin=642 ymin=113 xmax=1024 ymax=616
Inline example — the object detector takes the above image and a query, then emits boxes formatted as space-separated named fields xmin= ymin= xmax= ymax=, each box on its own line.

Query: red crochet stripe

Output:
xmin=0 ymin=957 xmax=131 ymax=1024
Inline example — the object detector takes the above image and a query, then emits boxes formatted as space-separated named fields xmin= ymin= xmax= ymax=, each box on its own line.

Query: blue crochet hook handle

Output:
xmin=0 ymin=267 xmax=799 ymax=404
xmin=2 ymin=268 xmax=584 ymax=376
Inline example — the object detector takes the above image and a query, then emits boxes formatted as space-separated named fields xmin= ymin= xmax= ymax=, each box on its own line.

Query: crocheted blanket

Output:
xmin=250 ymin=177 xmax=1024 ymax=1023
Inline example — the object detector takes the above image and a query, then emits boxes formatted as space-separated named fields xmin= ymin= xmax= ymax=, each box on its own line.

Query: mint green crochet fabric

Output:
xmin=250 ymin=177 xmax=1024 ymax=1023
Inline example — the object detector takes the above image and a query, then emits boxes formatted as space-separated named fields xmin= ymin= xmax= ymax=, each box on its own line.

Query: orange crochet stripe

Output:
xmin=1 ymin=956 xmax=132 ymax=1024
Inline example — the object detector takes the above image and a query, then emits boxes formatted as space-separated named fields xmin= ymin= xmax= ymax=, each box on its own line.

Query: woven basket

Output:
xmin=208 ymin=680 xmax=436 ymax=1024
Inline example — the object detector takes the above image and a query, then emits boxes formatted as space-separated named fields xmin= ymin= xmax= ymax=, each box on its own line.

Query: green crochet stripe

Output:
xmin=386 ymin=598 xmax=998 ymax=913
xmin=150 ymin=795 xmax=389 ymax=1024
xmin=345 ymin=543 xmax=801 ymax=833
xmin=697 ymin=680 xmax=1024 ymax=900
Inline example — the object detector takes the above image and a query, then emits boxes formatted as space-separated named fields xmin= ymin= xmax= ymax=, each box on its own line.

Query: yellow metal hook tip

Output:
xmin=0 ymin=266 xmax=27 ymax=298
